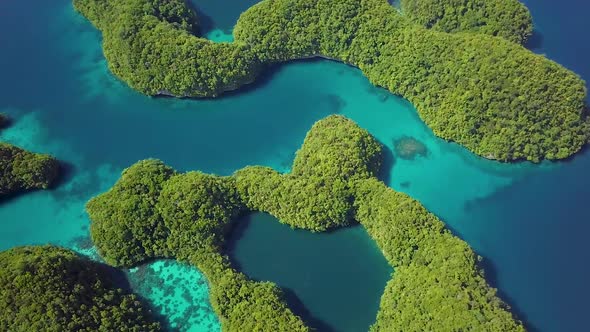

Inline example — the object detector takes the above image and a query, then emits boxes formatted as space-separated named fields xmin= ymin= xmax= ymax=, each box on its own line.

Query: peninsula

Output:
xmin=87 ymin=116 xmax=524 ymax=331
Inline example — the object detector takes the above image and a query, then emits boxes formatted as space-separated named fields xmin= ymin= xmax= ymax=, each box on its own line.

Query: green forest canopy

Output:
xmin=399 ymin=0 xmax=533 ymax=44
xmin=87 ymin=115 xmax=524 ymax=331
xmin=0 ymin=245 xmax=161 ymax=332
xmin=0 ymin=114 xmax=60 ymax=198
xmin=73 ymin=0 xmax=589 ymax=162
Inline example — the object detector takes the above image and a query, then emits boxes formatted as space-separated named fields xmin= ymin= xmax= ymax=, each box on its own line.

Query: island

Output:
xmin=0 ymin=114 xmax=60 ymax=198
xmin=87 ymin=115 xmax=524 ymax=331
xmin=0 ymin=245 xmax=161 ymax=331
xmin=73 ymin=0 xmax=589 ymax=162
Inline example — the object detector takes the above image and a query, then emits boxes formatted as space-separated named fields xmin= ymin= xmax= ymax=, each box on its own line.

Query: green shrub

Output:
xmin=74 ymin=0 xmax=588 ymax=161
xmin=156 ymin=171 xmax=244 ymax=256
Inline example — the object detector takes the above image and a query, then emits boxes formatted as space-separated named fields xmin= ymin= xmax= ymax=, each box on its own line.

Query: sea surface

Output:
xmin=0 ymin=0 xmax=588 ymax=331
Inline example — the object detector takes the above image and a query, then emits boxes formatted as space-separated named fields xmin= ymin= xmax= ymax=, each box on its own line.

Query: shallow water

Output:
xmin=0 ymin=0 xmax=588 ymax=331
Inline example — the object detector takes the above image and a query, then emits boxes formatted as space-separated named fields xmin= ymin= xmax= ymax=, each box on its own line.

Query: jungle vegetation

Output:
xmin=86 ymin=160 xmax=309 ymax=331
xmin=400 ymin=0 xmax=533 ymax=44
xmin=0 ymin=245 xmax=161 ymax=331
xmin=87 ymin=115 xmax=524 ymax=331
xmin=73 ymin=0 xmax=589 ymax=162
xmin=0 ymin=115 xmax=60 ymax=198
xmin=72 ymin=0 xmax=261 ymax=97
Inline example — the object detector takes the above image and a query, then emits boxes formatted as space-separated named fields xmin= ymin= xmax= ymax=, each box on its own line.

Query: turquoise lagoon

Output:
xmin=0 ymin=0 xmax=588 ymax=331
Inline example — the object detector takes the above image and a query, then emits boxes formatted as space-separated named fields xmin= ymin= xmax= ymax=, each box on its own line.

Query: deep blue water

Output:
xmin=228 ymin=213 xmax=392 ymax=332
xmin=0 ymin=0 xmax=588 ymax=331
xmin=447 ymin=1 xmax=590 ymax=330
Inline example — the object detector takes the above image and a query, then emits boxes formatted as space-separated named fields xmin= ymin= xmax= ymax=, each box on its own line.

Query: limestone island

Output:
xmin=87 ymin=115 xmax=525 ymax=331
xmin=74 ymin=0 xmax=589 ymax=162
xmin=0 ymin=245 xmax=162 ymax=331
xmin=0 ymin=115 xmax=61 ymax=199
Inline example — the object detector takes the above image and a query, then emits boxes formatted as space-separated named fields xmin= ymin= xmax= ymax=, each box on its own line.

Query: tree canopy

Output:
xmin=87 ymin=115 xmax=524 ymax=331
xmin=87 ymin=160 xmax=308 ymax=331
xmin=0 ymin=245 xmax=161 ymax=332
xmin=400 ymin=0 xmax=533 ymax=44
xmin=74 ymin=0 xmax=589 ymax=162
xmin=0 ymin=115 xmax=60 ymax=198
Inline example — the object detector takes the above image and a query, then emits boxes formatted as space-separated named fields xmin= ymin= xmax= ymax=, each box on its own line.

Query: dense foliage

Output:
xmin=353 ymin=179 xmax=523 ymax=331
xmin=75 ymin=0 xmax=589 ymax=161
xmin=87 ymin=116 xmax=524 ymax=331
xmin=86 ymin=159 xmax=176 ymax=266
xmin=400 ymin=0 xmax=533 ymax=44
xmin=0 ymin=143 xmax=60 ymax=198
xmin=0 ymin=245 xmax=161 ymax=332
xmin=72 ymin=0 xmax=260 ymax=97
xmin=235 ymin=116 xmax=382 ymax=231
xmin=87 ymin=160 xmax=308 ymax=331
xmin=291 ymin=116 xmax=382 ymax=180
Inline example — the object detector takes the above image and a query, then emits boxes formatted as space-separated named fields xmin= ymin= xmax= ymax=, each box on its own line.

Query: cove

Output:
xmin=227 ymin=212 xmax=392 ymax=332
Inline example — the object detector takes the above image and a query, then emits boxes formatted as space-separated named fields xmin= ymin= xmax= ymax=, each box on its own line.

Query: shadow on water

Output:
xmin=282 ymin=288 xmax=337 ymax=332
xmin=378 ymin=143 xmax=395 ymax=184
xmin=431 ymin=203 xmax=538 ymax=332
xmin=192 ymin=6 xmax=215 ymax=36
xmin=0 ymin=160 xmax=77 ymax=207
xmin=152 ymin=57 xmax=354 ymax=103
xmin=478 ymin=257 xmax=540 ymax=332
xmin=224 ymin=213 xmax=250 ymax=272
xmin=226 ymin=212 xmax=392 ymax=332
xmin=52 ymin=160 xmax=77 ymax=189
xmin=220 ymin=58 xmax=339 ymax=100
xmin=525 ymin=30 xmax=544 ymax=51
xmin=151 ymin=61 xmax=285 ymax=101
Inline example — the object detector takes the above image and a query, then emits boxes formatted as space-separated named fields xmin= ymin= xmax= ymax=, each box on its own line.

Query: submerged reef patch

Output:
xmin=87 ymin=115 xmax=525 ymax=331
xmin=393 ymin=136 xmax=428 ymax=160
xmin=74 ymin=0 xmax=589 ymax=162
